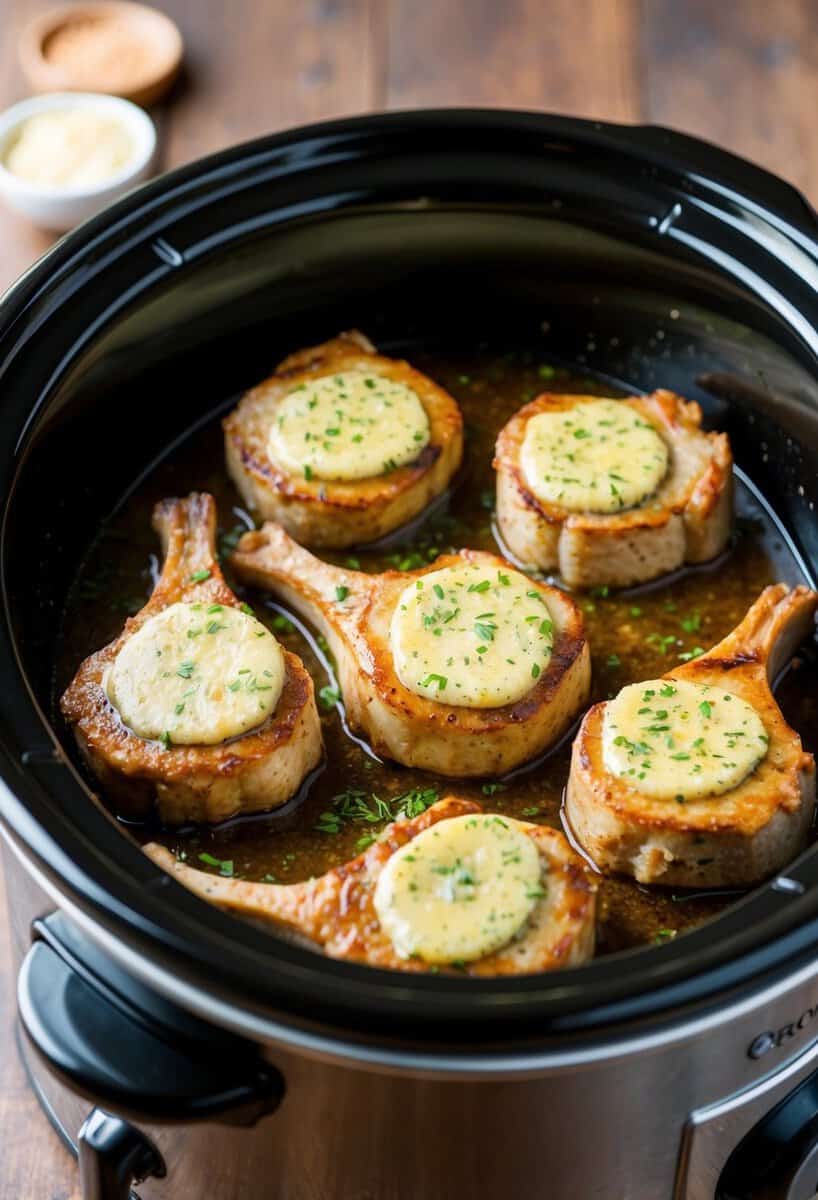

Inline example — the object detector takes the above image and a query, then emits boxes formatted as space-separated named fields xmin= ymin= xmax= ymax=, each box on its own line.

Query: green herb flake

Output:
xmin=481 ymin=782 xmax=507 ymax=796
xmin=420 ymin=673 xmax=448 ymax=691
xmin=198 ymin=852 xmax=234 ymax=877
xmin=318 ymin=685 xmax=341 ymax=709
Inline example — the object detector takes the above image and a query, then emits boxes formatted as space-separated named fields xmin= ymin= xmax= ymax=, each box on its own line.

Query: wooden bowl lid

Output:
xmin=19 ymin=2 xmax=183 ymax=107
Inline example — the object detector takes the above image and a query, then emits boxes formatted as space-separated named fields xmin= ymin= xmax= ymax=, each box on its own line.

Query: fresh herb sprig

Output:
xmin=314 ymin=786 xmax=440 ymax=838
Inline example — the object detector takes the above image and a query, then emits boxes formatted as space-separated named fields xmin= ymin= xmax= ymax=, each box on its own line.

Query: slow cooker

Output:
xmin=2 ymin=110 xmax=818 ymax=1200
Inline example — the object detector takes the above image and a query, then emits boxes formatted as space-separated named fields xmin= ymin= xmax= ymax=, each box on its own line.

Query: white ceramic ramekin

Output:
xmin=0 ymin=91 xmax=157 ymax=232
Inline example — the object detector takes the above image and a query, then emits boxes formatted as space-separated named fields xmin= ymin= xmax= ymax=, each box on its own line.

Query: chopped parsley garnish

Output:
xmin=318 ymin=684 xmax=341 ymax=708
xmin=198 ymin=852 xmax=234 ymax=877
xmin=189 ymin=569 xmax=211 ymax=583
xmin=420 ymin=673 xmax=448 ymax=691
xmin=315 ymin=811 xmax=344 ymax=834
xmin=315 ymin=786 xmax=440 ymax=836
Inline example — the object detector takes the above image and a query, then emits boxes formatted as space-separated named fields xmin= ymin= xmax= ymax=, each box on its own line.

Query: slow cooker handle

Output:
xmin=77 ymin=1109 xmax=164 ymax=1200
xmin=18 ymin=915 xmax=285 ymax=1198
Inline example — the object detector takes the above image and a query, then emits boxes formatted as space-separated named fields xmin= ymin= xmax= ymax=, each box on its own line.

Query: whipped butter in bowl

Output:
xmin=0 ymin=92 xmax=156 ymax=231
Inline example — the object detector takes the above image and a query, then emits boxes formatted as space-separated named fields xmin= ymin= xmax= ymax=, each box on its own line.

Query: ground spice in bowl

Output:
xmin=19 ymin=2 xmax=183 ymax=106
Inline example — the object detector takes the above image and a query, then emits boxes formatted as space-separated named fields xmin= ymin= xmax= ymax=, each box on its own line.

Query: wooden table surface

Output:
xmin=2 ymin=0 xmax=818 ymax=1194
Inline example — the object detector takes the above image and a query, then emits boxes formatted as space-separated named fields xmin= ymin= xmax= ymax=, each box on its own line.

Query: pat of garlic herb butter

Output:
xmin=520 ymin=398 xmax=669 ymax=514
xmin=389 ymin=564 xmax=555 ymax=707
xmin=373 ymin=814 xmax=543 ymax=963
xmin=105 ymin=601 xmax=284 ymax=745
xmin=602 ymin=677 xmax=769 ymax=799
xmin=267 ymin=369 xmax=430 ymax=482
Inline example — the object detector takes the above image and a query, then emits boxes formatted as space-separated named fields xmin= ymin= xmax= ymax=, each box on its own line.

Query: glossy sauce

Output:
xmin=56 ymin=348 xmax=818 ymax=956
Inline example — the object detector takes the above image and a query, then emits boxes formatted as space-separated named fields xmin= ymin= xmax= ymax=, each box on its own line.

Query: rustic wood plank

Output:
xmin=642 ymin=0 xmax=818 ymax=200
xmin=0 ymin=881 xmax=80 ymax=1200
xmin=160 ymin=0 xmax=381 ymax=167
xmin=386 ymin=0 xmax=643 ymax=120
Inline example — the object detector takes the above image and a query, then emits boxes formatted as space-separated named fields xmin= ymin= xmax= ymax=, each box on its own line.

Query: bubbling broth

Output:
xmin=56 ymin=346 xmax=818 ymax=956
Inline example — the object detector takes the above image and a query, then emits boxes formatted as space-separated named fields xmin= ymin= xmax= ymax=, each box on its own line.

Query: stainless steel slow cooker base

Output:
xmin=8 ymin=836 xmax=818 ymax=1200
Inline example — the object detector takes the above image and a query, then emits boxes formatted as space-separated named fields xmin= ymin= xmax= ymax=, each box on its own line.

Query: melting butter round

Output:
xmin=106 ymin=602 xmax=284 ymax=745
xmin=520 ymin=399 xmax=669 ymax=514
xmin=268 ymin=369 xmax=430 ymax=481
xmin=373 ymin=814 xmax=543 ymax=963
xmin=602 ymin=677 xmax=769 ymax=800
xmin=389 ymin=563 xmax=555 ymax=708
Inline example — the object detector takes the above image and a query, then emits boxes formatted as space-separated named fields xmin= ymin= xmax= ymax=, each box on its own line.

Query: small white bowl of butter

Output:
xmin=0 ymin=92 xmax=156 ymax=232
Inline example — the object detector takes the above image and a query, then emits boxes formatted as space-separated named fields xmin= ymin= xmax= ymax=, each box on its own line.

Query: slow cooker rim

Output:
xmin=3 ymin=108 xmax=818 ymax=1048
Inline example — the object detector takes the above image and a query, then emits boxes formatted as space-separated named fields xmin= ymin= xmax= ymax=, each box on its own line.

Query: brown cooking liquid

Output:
xmin=55 ymin=348 xmax=818 ymax=957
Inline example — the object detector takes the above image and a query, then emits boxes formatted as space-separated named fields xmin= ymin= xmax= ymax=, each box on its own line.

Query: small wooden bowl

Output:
xmin=19 ymin=1 xmax=183 ymax=107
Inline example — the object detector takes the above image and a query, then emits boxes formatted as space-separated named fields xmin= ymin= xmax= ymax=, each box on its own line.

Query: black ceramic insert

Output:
xmin=2 ymin=111 xmax=818 ymax=1046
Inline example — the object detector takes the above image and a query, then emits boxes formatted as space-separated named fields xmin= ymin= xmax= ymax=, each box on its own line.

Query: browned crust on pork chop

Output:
xmin=494 ymin=390 xmax=733 ymax=588
xmin=60 ymin=493 xmax=322 ymax=824
xmin=224 ymin=331 xmax=463 ymax=548
xmin=230 ymin=523 xmax=591 ymax=777
xmin=564 ymin=585 xmax=817 ymax=887
xmin=145 ymin=797 xmax=597 ymax=975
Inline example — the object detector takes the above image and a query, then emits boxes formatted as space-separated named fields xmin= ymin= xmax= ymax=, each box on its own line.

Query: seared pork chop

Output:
xmin=230 ymin=522 xmax=591 ymax=777
xmin=145 ymin=796 xmax=597 ymax=975
xmin=61 ymin=493 xmax=322 ymax=824
xmin=494 ymin=390 xmax=732 ymax=589
xmin=565 ymin=584 xmax=817 ymax=887
xmin=224 ymin=331 xmax=463 ymax=548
